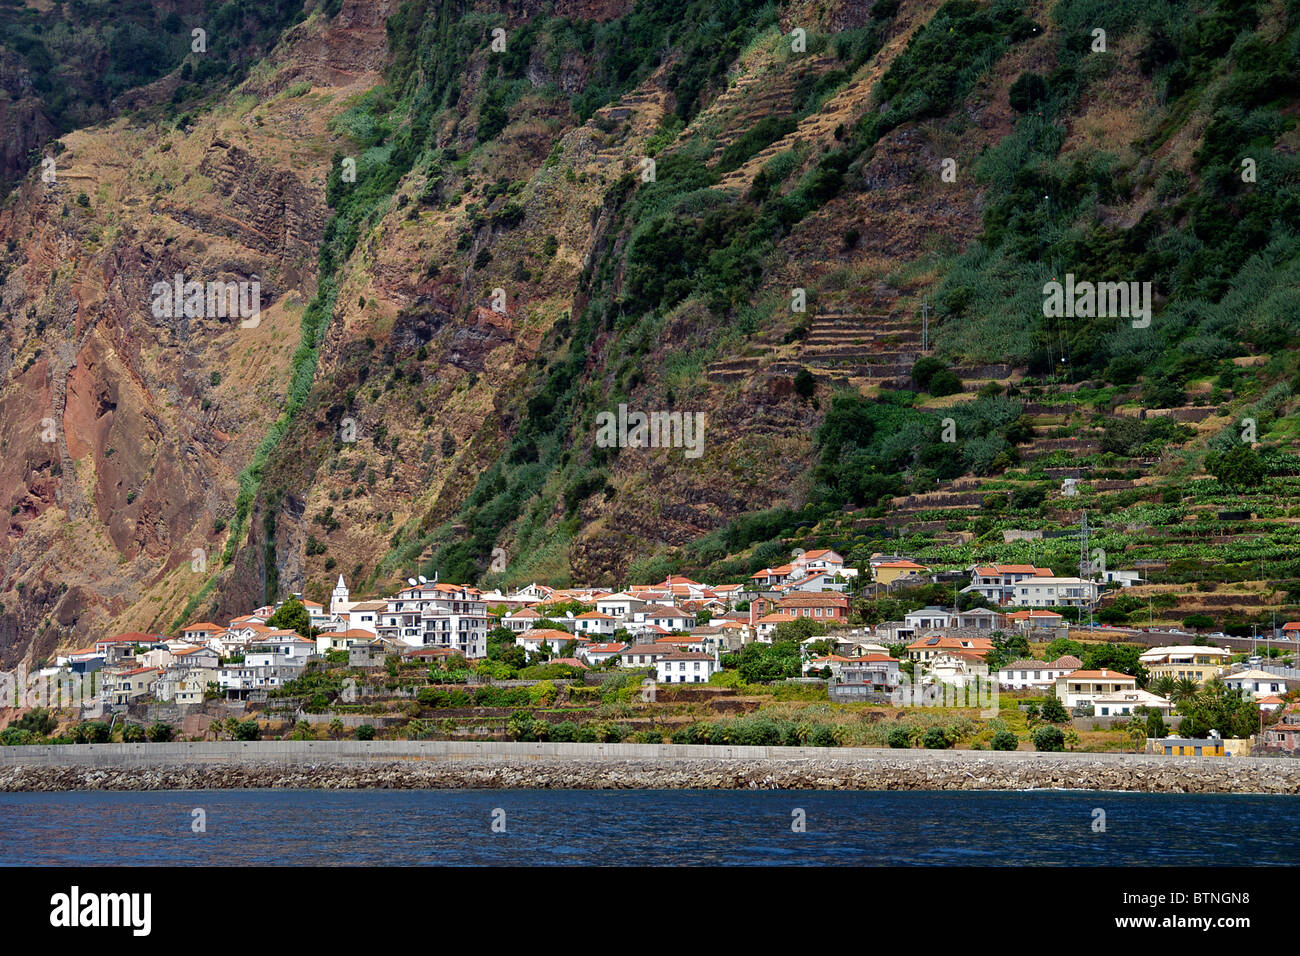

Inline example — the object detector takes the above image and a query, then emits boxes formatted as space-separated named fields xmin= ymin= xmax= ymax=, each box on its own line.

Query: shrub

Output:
xmin=921 ymin=727 xmax=952 ymax=749
xmin=927 ymin=368 xmax=963 ymax=397
xmin=1033 ymin=725 xmax=1065 ymax=752
xmin=991 ymin=730 xmax=1019 ymax=751
xmin=355 ymin=723 xmax=376 ymax=741
xmin=887 ymin=727 xmax=911 ymax=748
xmin=1008 ymin=72 xmax=1049 ymax=113
xmin=234 ymin=719 xmax=261 ymax=741
xmin=147 ymin=722 xmax=174 ymax=743
xmin=809 ymin=724 xmax=838 ymax=747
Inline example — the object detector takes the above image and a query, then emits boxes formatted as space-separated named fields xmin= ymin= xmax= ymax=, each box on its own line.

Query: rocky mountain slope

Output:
xmin=1 ymin=0 xmax=1298 ymax=666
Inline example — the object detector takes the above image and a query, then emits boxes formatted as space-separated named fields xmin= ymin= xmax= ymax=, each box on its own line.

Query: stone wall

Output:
xmin=2 ymin=742 xmax=1298 ymax=793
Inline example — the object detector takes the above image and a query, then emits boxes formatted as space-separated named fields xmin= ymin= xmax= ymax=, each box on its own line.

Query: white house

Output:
xmin=997 ymin=656 xmax=1082 ymax=690
xmin=515 ymin=629 xmax=586 ymax=656
xmin=341 ymin=600 xmax=385 ymax=635
xmin=753 ymin=612 xmax=796 ymax=642
xmin=316 ymin=628 xmax=377 ymax=656
xmin=574 ymin=611 xmax=617 ymax=637
xmin=579 ymin=642 xmax=628 ymax=666
xmin=619 ymin=644 xmax=673 ymax=668
xmin=1223 ymin=669 xmax=1290 ymax=699
xmin=962 ymin=564 xmax=1055 ymax=604
xmin=245 ymin=631 xmax=317 ymax=666
xmin=502 ymin=607 xmax=543 ymax=633
xmin=1005 ymin=577 xmax=1098 ymax=607
xmin=1102 ymin=569 xmax=1143 ymax=588
xmin=904 ymin=606 xmax=954 ymax=630
xmin=793 ymin=548 xmax=846 ymax=573
xmin=595 ymin=592 xmax=647 ymax=621
xmin=180 ymin=622 xmax=223 ymax=645
xmin=640 ymin=604 xmax=695 ymax=632
xmin=1055 ymin=669 xmax=1137 ymax=709
xmin=169 ymin=646 xmax=221 ymax=671
xmin=922 ymin=652 xmax=990 ymax=689
xmin=780 ymin=570 xmax=848 ymax=593
xmin=1091 ymin=688 xmax=1173 ymax=718
xmin=656 ymin=650 xmax=718 ymax=684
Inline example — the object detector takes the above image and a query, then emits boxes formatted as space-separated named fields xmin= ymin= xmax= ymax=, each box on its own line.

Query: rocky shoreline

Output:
xmin=4 ymin=753 xmax=1300 ymax=794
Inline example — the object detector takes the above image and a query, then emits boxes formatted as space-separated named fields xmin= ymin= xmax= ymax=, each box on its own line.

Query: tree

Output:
xmin=1033 ymin=725 xmax=1065 ymax=752
xmin=1040 ymin=693 xmax=1068 ymax=723
xmin=1008 ymin=72 xmax=1049 ymax=112
xmin=985 ymin=630 xmax=1030 ymax=671
xmin=772 ymin=617 xmax=828 ymax=643
xmin=147 ymin=722 xmax=174 ymax=743
xmin=1144 ymin=708 xmax=1167 ymax=740
xmin=14 ymin=707 xmax=58 ymax=736
xmin=726 ymin=640 xmax=803 ymax=683
xmin=991 ymin=730 xmax=1018 ymax=750
xmin=927 ymin=369 xmax=963 ymax=397
xmin=1064 ymin=729 xmax=1081 ymax=751
xmin=233 ymin=719 xmax=261 ymax=741
xmin=1182 ymin=612 xmax=1215 ymax=630
xmin=1044 ymin=638 xmax=1085 ymax=660
xmin=267 ymin=597 xmax=312 ymax=638
xmin=887 ymin=727 xmax=911 ymax=748
xmin=1171 ymin=677 xmax=1200 ymax=703
xmin=1082 ymin=643 xmax=1149 ymax=687
xmin=328 ymin=718 xmax=344 ymax=740
xmin=1176 ymin=684 xmax=1258 ymax=738
xmin=1150 ymin=676 xmax=1177 ymax=701
xmin=911 ymin=356 xmax=947 ymax=391
xmin=1205 ymin=444 xmax=1265 ymax=490
xmin=74 ymin=721 xmax=111 ymax=744
xmin=121 ymin=723 xmax=146 ymax=743
xmin=355 ymin=724 xmax=376 ymax=741
xmin=1121 ymin=719 xmax=1145 ymax=752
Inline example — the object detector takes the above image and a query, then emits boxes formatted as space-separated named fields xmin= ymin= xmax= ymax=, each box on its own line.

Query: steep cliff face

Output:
xmin=3 ymin=0 xmax=1298 ymax=659
xmin=0 ymin=1 xmax=398 ymax=666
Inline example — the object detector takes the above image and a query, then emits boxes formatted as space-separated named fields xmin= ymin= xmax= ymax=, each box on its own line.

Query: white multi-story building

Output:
xmin=962 ymin=564 xmax=1055 ymax=604
xmin=378 ymin=583 xmax=489 ymax=657
xmin=656 ymin=650 xmax=718 ymax=684
xmin=1004 ymin=577 xmax=1098 ymax=608
xmin=1055 ymin=669 xmax=1137 ymax=709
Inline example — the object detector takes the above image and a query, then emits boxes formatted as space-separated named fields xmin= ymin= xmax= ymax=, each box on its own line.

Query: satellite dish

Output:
xmin=407 ymin=577 xmax=417 ymax=587
xmin=418 ymin=575 xmax=427 ymax=584
xmin=565 ymin=611 xmax=574 ymax=618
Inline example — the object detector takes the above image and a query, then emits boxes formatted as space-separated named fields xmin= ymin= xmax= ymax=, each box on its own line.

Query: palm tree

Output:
xmin=1151 ymin=676 xmax=1176 ymax=700
xmin=1172 ymin=677 xmax=1200 ymax=704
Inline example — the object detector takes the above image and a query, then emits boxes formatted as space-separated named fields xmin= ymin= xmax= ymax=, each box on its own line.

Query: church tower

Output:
xmin=330 ymin=574 xmax=350 ymax=615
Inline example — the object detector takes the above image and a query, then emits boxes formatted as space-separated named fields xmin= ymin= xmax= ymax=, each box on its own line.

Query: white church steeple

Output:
xmin=330 ymin=574 xmax=350 ymax=615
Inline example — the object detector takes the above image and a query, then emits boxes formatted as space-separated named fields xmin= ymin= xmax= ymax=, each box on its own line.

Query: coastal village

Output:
xmin=6 ymin=547 xmax=1298 ymax=757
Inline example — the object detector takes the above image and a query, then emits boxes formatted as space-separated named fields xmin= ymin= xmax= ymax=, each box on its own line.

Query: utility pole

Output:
xmin=921 ymin=301 xmax=930 ymax=353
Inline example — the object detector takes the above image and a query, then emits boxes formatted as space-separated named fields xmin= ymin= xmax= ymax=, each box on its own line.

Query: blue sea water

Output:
xmin=1 ymin=789 xmax=1297 ymax=866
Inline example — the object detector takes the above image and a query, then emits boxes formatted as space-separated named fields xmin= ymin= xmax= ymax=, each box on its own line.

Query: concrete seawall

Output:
xmin=2 ymin=742 xmax=1299 ymax=793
